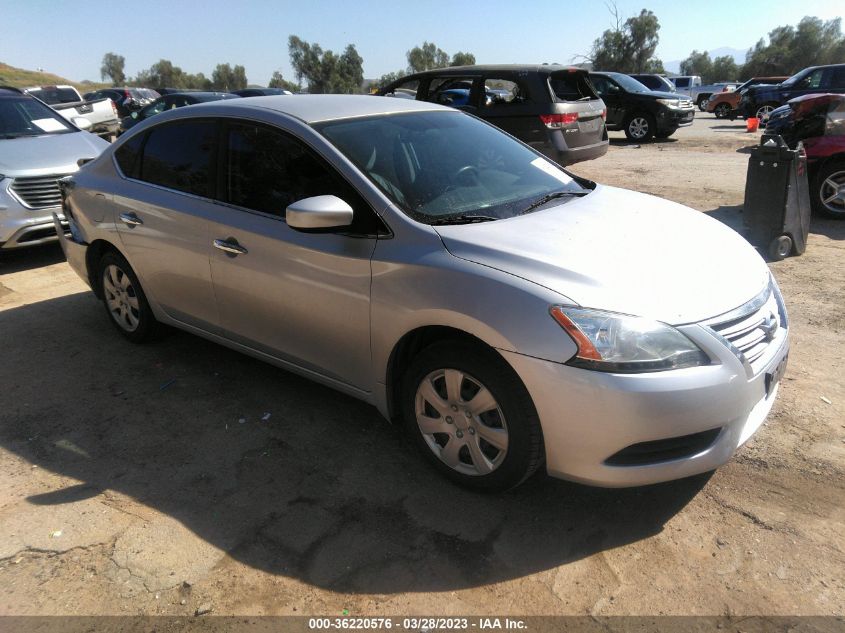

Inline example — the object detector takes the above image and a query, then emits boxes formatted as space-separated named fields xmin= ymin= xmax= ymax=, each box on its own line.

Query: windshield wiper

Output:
xmin=429 ymin=214 xmax=499 ymax=226
xmin=520 ymin=190 xmax=589 ymax=215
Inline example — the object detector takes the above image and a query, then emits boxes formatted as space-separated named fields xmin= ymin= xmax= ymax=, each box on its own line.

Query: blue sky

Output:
xmin=1 ymin=0 xmax=842 ymax=85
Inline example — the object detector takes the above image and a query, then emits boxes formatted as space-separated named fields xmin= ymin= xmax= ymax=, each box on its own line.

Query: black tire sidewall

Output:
xmin=98 ymin=251 xmax=157 ymax=342
xmin=400 ymin=341 xmax=543 ymax=491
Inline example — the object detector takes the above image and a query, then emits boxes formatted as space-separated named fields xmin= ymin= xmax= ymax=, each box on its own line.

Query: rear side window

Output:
xmin=674 ymin=78 xmax=690 ymax=88
xmin=549 ymin=72 xmax=596 ymax=101
xmin=114 ymin=133 xmax=145 ymax=179
xmin=483 ymin=78 xmax=530 ymax=106
xmin=139 ymin=120 xmax=217 ymax=197
xmin=384 ymin=78 xmax=419 ymax=99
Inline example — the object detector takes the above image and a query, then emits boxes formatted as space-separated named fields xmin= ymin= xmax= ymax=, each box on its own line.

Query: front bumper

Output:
xmin=500 ymin=311 xmax=789 ymax=487
xmin=1 ymin=183 xmax=68 ymax=249
xmin=657 ymin=106 xmax=695 ymax=132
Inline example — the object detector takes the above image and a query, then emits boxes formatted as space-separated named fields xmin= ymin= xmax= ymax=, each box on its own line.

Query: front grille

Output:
xmin=705 ymin=284 xmax=786 ymax=371
xmin=9 ymin=174 xmax=66 ymax=210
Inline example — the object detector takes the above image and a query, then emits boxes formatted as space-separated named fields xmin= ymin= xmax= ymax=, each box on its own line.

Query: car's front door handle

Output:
xmin=213 ymin=238 xmax=248 ymax=256
xmin=119 ymin=212 xmax=143 ymax=227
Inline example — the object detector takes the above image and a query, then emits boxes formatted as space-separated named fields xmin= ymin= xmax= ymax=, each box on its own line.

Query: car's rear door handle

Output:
xmin=213 ymin=238 xmax=248 ymax=255
xmin=119 ymin=212 xmax=143 ymax=227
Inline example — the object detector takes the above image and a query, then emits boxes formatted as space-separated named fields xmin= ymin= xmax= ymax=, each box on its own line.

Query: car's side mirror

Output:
xmin=286 ymin=195 xmax=354 ymax=232
xmin=71 ymin=117 xmax=92 ymax=130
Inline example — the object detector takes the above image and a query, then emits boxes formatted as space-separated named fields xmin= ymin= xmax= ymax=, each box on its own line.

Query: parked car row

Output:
xmin=23 ymin=84 xmax=120 ymax=138
xmin=739 ymin=64 xmax=845 ymax=122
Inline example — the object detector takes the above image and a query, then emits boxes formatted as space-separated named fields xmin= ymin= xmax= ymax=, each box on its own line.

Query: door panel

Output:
xmin=208 ymin=210 xmax=375 ymax=389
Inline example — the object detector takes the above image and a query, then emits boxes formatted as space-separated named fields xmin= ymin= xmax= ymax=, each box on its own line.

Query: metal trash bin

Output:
xmin=743 ymin=133 xmax=811 ymax=260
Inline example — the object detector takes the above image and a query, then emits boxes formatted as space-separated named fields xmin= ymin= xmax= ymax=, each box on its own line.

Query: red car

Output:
xmin=766 ymin=93 xmax=845 ymax=218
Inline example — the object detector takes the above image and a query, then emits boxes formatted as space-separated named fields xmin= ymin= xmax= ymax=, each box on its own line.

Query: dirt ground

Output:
xmin=0 ymin=114 xmax=843 ymax=618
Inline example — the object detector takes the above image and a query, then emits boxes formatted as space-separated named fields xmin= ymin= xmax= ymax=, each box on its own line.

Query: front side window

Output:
xmin=224 ymin=122 xmax=384 ymax=234
xmin=139 ymin=120 xmax=217 ymax=197
xmin=798 ymin=69 xmax=824 ymax=89
xmin=426 ymin=77 xmax=476 ymax=107
xmin=316 ymin=111 xmax=589 ymax=224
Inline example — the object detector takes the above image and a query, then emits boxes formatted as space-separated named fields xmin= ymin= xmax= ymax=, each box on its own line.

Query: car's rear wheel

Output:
xmin=624 ymin=113 xmax=655 ymax=142
xmin=697 ymin=96 xmax=710 ymax=110
xmin=98 ymin=251 xmax=159 ymax=342
xmin=401 ymin=341 xmax=543 ymax=491
xmin=813 ymin=161 xmax=845 ymax=219
xmin=714 ymin=103 xmax=731 ymax=119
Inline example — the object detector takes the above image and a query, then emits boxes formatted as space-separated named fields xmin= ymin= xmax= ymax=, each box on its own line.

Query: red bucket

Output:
xmin=746 ymin=117 xmax=760 ymax=132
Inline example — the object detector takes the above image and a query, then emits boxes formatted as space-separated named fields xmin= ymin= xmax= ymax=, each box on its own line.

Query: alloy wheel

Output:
xmin=103 ymin=264 xmax=140 ymax=332
xmin=715 ymin=103 xmax=730 ymax=118
xmin=819 ymin=169 xmax=845 ymax=217
xmin=756 ymin=105 xmax=775 ymax=122
xmin=414 ymin=368 xmax=509 ymax=476
xmin=628 ymin=117 xmax=650 ymax=140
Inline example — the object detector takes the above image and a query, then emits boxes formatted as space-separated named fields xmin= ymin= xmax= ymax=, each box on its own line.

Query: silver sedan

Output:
xmin=56 ymin=95 xmax=789 ymax=490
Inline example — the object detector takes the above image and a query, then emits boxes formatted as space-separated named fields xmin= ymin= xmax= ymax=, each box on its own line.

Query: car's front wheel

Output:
xmin=624 ymin=113 xmax=655 ymax=142
xmin=401 ymin=341 xmax=544 ymax=491
xmin=755 ymin=103 xmax=778 ymax=122
xmin=714 ymin=103 xmax=731 ymax=119
xmin=98 ymin=251 xmax=159 ymax=342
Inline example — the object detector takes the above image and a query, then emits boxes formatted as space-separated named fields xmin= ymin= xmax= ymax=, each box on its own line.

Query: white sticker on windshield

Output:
xmin=32 ymin=118 xmax=67 ymax=132
xmin=531 ymin=157 xmax=571 ymax=184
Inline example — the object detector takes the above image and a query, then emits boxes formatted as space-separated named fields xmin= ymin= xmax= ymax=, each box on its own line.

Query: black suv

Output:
xmin=739 ymin=64 xmax=845 ymax=121
xmin=82 ymin=87 xmax=159 ymax=118
xmin=377 ymin=65 xmax=608 ymax=165
xmin=629 ymin=74 xmax=677 ymax=93
xmin=588 ymin=72 xmax=695 ymax=141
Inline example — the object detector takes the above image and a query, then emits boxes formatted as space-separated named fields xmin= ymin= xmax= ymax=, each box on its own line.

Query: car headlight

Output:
xmin=550 ymin=306 xmax=710 ymax=373
xmin=656 ymin=98 xmax=681 ymax=108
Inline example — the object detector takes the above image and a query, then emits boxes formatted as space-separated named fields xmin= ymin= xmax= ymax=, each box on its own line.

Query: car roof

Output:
xmin=178 ymin=94 xmax=449 ymax=124
xmin=404 ymin=64 xmax=586 ymax=76
xmin=0 ymin=86 xmax=26 ymax=98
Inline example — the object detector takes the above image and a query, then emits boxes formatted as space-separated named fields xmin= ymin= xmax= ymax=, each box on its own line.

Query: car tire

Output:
xmin=812 ymin=160 xmax=845 ymax=220
xmin=697 ymin=96 xmax=710 ymax=111
xmin=98 ymin=251 xmax=160 ymax=343
xmin=714 ymin=103 xmax=731 ymax=119
xmin=623 ymin=112 xmax=656 ymax=142
xmin=401 ymin=340 xmax=544 ymax=491
xmin=755 ymin=103 xmax=779 ymax=123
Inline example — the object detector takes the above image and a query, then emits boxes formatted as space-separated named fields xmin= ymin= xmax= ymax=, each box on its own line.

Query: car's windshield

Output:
xmin=0 ymin=96 xmax=75 ymax=137
xmin=606 ymin=73 xmax=651 ymax=93
xmin=315 ymin=111 xmax=589 ymax=224
xmin=781 ymin=70 xmax=807 ymax=87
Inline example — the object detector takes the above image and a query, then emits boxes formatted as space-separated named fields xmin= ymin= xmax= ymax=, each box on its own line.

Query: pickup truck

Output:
xmin=670 ymin=76 xmax=739 ymax=110
xmin=24 ymin=85 xmax=120 ymax=139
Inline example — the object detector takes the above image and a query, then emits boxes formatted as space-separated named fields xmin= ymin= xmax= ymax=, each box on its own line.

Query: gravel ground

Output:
xmin=0 ymin=113 xmax=843 ymax=617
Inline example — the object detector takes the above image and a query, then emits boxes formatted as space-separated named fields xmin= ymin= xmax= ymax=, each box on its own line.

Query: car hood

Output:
xmin=0 ymin=132 xmax=108 ymax=177
xmin=434 ymin=185 xmax=770 ymax=325
xmin=638 ymin=90 xmax=683 ymax=100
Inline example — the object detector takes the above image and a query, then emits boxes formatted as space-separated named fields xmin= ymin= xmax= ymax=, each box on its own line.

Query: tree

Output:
xmin=450 ymin=51 xmax=476 ymax=67
xmin=587 ymin=5 xmax=664 ymax=73
xmin=268 ymin=70 xmax=299 ymax=92
xmin=147 ymin=59 xmax=185 ymax=88
xmin=742 ymin=16 xmax=844 ymax=77
xmin=100 ymin=53 xmax=126 ymax=85
xmin=711 ymin=55 xmax=739 ymax=82
xmin=680 ymin=50 xmax=713 ymax=81
xmin=407 ymin=41 xmax=450 ymax=73
xmin=288 ymin=36 xmax=364 ymax=93
xmin=212 ymin=63 xmax=247 ymax=91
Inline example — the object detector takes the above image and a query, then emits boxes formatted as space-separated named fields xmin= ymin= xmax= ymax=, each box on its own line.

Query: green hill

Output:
xmin=0 ymin=62 xmax=109 ymax=92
